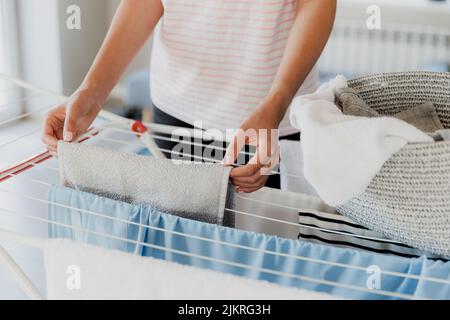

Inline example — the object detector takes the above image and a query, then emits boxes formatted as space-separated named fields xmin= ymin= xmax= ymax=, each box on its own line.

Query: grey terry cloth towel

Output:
xmin=336 ymin=88 xmax=445 ymax=133
xmin=57 ymin=141 xmax=234 ymax=227
xmin=335 ymin=87 xmax=379 ymax=118
xmin=394 ymin=102 xmax=444 ymax=133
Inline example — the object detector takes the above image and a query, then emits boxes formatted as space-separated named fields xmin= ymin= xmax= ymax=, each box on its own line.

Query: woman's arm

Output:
xmin=83 ymin=0 xmax=163 ymax=105
xmin=225 ymin=0 xmax=336 ymax=193
xmin=43 ymin=0 xmax=163 ymax=151
xmin=267 ymin=0 xmax=337 ymax=121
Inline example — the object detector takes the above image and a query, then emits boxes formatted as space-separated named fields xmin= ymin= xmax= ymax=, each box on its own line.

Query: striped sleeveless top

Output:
xmin=150 ymin=0 xmax=319 ymax=136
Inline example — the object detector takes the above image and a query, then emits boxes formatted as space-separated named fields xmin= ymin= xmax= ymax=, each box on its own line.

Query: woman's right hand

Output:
xmin=42 ymin=88 xmax=102 ymax=155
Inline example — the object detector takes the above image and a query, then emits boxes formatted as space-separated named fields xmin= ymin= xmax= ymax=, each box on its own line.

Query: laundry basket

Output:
xmin=336 ymin=71 xmax=450 ymax=257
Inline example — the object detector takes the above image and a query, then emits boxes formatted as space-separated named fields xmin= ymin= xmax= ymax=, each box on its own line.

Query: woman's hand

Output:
xmin=223 ymin=94 xmax=285 ymax=194
xmin=42 ymin=88 xmax=102 ymax=155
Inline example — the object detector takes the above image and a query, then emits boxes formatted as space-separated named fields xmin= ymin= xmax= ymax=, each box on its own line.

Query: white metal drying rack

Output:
xmin=0 ymin=74 xmax=449 ymax=301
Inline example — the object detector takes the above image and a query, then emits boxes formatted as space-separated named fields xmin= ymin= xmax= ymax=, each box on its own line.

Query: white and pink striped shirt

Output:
xmin=150 ymin=0 xmax=318 ymax=136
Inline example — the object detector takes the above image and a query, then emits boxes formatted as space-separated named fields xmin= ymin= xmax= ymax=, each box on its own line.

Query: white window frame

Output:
xmin=0 ymin=0 xmax=21 ymax=122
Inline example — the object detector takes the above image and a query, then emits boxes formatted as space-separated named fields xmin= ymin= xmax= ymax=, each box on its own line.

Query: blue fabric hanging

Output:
xmin=48 ymin=185 xmax=450 ymax=300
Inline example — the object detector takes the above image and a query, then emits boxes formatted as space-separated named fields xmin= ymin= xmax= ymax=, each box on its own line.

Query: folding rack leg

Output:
xmin=0 ymin=245 xmax=43 ymax=300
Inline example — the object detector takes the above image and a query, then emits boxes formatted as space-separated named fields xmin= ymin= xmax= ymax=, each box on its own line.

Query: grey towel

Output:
xmin=58 ymin=141 xmax=234 ymax=227
xmin=394 ymin=102 xmax=444 ymax=133
xmin=336 ymin=88 xmax=444 ymax=133
xmin=335 ymin=88 xmax=380 ymax=117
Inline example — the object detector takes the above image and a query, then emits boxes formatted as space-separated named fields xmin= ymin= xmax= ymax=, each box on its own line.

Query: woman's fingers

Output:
xmin=236 ymin=188 xmax=259 ymax=194
xmin=42 ymin=106 xmax=68 ymax=154
xmin=235 ymin=182 xmax=268 ymax=194
xmin=228 ymin=136 xmax=279 ymax=192
xmin=223 ymin=116 xmax=280 ymax=193
xmin=230 ymin=147 xmax=280 ymax=192
xmin=42 ymin=114 xmax=61 ymax=149
xmin=47 ymin=146 xmax=58 ymax=157
xmin=63 ymin=103 xmax=79 ymax=142
xmin=229 ymin=163 xmax=260 ymax=179
xmin=42 ymin=133 xmax=58 ymax=150
xmin=231 ymin=169 xmax=266 ymax=186
xmin=230 ymin=161 xmax=269 ymax=193
xmin=230 ymin=150 xmax=279 ymax=181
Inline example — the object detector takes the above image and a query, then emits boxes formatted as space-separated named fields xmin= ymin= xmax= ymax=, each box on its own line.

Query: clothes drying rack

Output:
xmin=0 ymin=74 xmax=449 ymax=301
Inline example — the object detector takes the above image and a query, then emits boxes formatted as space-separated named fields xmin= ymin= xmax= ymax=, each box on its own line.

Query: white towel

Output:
xmin=289 ymin=76 xmax=434 ymax=206
xmin=58 ymin=141 xmax=234 ymax=226
xmin=44 ymin=239 xmax=337 ymax=300
xmin=279 ymin=140 xmax=319 ymax=197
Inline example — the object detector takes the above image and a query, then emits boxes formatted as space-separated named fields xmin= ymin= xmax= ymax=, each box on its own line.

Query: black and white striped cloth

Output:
xmin=298 ymin=210 xmax=449 ymax=261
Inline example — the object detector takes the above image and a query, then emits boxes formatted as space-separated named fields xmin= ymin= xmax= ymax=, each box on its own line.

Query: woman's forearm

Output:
xmin=266 ymin=0 xmax=336 ymax=123
xmin=80 ymin=0 xmax=163 ymax=104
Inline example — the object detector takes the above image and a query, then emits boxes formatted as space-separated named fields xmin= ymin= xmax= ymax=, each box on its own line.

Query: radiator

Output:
xmin=319 ymin=19 xmax=450 ymax=78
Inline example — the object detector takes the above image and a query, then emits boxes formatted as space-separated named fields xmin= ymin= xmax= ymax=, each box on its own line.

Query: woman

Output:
xmin=42 ymin=0 xmax=336 ymax=193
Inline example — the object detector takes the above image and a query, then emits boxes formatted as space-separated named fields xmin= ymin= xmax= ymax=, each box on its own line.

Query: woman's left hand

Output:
xmin=223 ymin=97 xmax=284 ymax=194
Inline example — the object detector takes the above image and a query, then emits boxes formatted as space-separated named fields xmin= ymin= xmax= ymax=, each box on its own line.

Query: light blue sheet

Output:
xmin=48 ymin=185 xmax=450 ymax=300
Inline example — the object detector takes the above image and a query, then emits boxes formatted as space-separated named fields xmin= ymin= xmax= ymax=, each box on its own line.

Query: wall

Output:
xmin=57 ymin=0 xmax=110 ymax=95
xmin=107 ymin=0 xmax=153 ymax=79
xmin=17 ymin=0 xmax=152 ymax=100
xmin=17 ymin=0 xmax=110 ymax=99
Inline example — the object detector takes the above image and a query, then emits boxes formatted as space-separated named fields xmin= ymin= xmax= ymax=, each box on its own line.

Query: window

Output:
xmin=0 ymin=0 xmax=20 ymax=122
xmin=0 ymin=0 xmax=7 ymax=105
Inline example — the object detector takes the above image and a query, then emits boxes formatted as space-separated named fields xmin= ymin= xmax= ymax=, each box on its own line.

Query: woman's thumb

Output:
xmin=63 ymin=106 xmax=77 ymax=142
